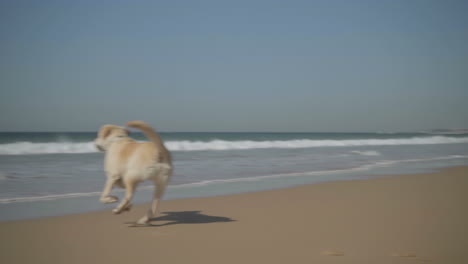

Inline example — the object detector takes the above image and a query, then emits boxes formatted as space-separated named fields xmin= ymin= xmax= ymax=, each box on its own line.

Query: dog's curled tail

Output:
xmin=126 ymin=120 xmax=167 ymax=151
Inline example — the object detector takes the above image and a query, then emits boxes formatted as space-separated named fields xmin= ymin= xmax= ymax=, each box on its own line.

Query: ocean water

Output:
xmin=1 ymin=132 xmax=467 ymax=222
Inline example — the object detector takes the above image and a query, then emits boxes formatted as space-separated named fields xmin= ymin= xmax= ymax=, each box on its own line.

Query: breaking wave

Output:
xmin=0 ymin=136 xmax=468 ymax=155
xmin=0 ymin=142 xmax=97 ymax=155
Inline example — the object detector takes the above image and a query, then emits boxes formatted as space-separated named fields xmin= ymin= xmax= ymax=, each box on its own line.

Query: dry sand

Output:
xmin=1 ymin=167 xmax=467 ymax=264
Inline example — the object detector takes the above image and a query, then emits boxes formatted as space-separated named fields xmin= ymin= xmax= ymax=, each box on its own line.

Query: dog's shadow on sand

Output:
xmin=127 ymin=211 xmax=235 ymax=227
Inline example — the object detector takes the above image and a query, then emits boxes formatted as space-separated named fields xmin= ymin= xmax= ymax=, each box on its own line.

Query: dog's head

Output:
xmin=94 ymin=125 xmax=130 ymax=152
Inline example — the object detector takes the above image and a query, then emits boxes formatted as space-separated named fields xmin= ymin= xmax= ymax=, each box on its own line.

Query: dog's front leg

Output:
xmin=100 ymin=177 xmax=119 ymax=204
xmin=113 ymin=180 xmax=136 ymax=214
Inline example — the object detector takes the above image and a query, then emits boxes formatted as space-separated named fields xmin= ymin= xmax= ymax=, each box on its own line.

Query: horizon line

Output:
xmin=0 ymin=130 xmax=463 ymax=134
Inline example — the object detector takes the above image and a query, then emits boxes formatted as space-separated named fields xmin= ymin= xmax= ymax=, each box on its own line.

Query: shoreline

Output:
xmin=0 ymin=162 xmax=467 ymax=223
xmin=0 ymin=160 xmax=466 ymax=223
xmin=1 ymin=166 xmax=467 ymax=263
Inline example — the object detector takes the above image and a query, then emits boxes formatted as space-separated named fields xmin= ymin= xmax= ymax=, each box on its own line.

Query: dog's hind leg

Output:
xmin=113 ymin=178 xmax=137 ymax=214
xmin=152 ymin=179 xmax=167 ymax=214
xmin=137 ymin=168 xmax=171 ymax=225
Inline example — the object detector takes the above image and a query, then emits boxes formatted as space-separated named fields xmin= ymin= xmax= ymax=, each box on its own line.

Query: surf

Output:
xmin=1 ymin=136 xmax=468 ymax=155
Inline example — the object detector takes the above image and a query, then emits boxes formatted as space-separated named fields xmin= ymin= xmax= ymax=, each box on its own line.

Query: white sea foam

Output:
xmin=350 ymin=150 xmax=381 ymax=156
xmin=0 ymin=192 xmax=102 ymax=204
xmin=0 ymin=141 xmax=97 ymax=155
xmin=0 ymin=136 xmax=468 ymax=155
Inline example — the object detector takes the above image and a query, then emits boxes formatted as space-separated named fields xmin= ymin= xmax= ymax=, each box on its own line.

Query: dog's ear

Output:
xmin=100 ymin=125 xmax=114 ymax=139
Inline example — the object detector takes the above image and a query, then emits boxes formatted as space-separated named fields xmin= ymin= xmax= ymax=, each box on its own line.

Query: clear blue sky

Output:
xmin=1 ymin=0 xmax=467 ymax=132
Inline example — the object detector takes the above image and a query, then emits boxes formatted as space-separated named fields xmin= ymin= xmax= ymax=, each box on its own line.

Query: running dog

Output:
xmin=95 ymin=121 xmax=172 ymax=225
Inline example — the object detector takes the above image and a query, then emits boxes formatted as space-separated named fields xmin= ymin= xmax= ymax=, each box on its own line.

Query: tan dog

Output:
xmin=95 ymin=121 xmax=172 ymax=225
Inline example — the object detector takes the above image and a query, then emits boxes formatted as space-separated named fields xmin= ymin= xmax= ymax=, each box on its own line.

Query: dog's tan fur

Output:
xmin=95 ymin=121 xmax=172 ymax=225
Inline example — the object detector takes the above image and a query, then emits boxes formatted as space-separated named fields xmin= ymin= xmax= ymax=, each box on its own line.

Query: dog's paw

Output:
xmin=112 ymin=204 xmax=132 ymax=214
xmin=136 ymin=216 xmax=150 ymax=225
xmin=100 ymin=195 xmax=119 ymax=204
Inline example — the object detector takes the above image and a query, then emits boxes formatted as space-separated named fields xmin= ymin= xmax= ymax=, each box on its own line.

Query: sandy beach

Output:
xmin=1 ymin=166 xmax=467 ymax=264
